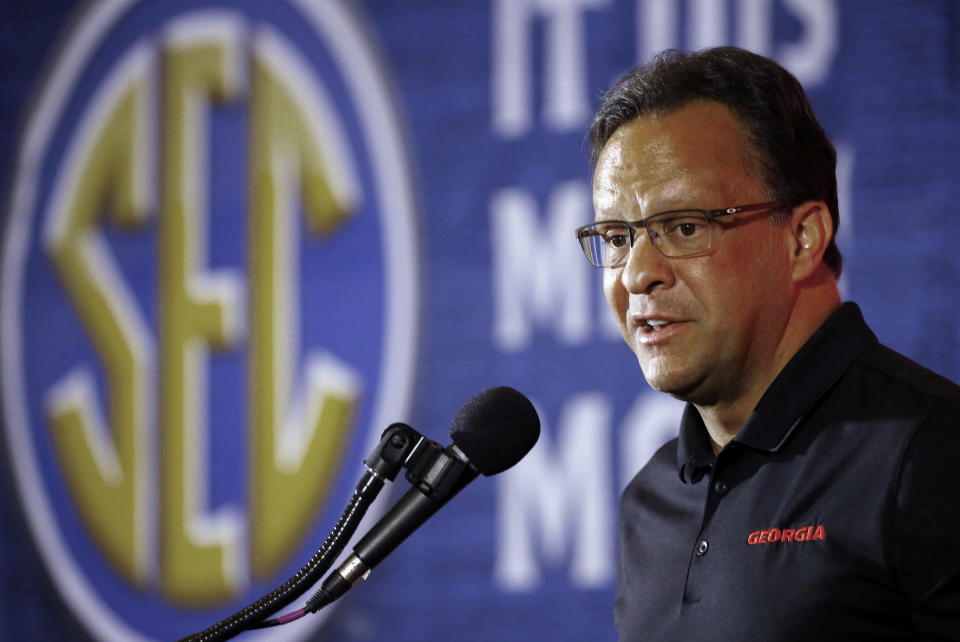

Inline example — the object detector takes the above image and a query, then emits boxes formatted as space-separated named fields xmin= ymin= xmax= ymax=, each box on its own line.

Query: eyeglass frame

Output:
xmin=575 ymin=200 xmax=787 ymax=268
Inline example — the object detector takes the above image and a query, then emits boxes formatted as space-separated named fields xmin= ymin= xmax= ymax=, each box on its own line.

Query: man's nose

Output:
xmin=619 ymin=232 xmax=675 ymax=294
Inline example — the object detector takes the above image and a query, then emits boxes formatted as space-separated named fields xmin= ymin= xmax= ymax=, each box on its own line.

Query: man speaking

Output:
xmin=576 ymin=47 xmax=960 ymax=640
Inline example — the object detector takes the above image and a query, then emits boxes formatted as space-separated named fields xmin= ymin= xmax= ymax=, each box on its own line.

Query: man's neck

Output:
xmin=697 ymin=283 xmax=842 ymax=454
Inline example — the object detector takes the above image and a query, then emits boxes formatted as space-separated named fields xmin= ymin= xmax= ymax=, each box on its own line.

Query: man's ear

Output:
xmin=787 ymin=201 xmax=834 ymax=282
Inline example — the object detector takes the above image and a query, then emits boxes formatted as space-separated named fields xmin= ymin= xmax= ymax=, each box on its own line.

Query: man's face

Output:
xmin=593 ymin=100 xmax=795 ymax=406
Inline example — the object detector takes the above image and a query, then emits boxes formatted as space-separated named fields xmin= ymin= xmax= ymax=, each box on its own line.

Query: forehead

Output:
xmin=592 ymin=101 xmax=764 ymax=216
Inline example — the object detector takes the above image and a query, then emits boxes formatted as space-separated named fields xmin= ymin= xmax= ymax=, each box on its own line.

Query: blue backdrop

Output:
xmin=1 ymin=1 xmax=958 ymax=640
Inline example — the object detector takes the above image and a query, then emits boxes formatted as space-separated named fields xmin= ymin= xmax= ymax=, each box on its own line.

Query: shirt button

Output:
xmin=713 ymin=480 xmax=727 ymax=494
xmin=696 ymin=540 xmax=709 ymax=557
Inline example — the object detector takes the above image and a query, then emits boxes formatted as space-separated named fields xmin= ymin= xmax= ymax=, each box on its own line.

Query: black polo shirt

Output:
xmin=615 ymin=303 xmax=960 ymax=641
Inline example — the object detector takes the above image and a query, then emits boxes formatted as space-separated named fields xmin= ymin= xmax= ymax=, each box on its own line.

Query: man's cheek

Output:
xmin=603 ymin=269 xmax=624 ymax=312
xmin=604 ymin=284 xmax=631 ymax=345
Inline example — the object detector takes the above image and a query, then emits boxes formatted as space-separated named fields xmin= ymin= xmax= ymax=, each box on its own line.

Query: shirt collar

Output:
xmin=677 ymin=404 xmax=715 ymax=483
xmin=676 ymin=302 xmax=878 ymax=481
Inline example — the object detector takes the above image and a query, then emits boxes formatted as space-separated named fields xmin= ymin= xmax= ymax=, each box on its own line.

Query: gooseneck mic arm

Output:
xmin=178 ymin=422 xmax=438 ymax=642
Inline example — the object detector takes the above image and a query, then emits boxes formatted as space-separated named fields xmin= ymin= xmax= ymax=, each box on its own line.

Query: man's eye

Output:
xmin=664 ymin=218 xmax=706 ymax=238
xmin=603 ymin=229 xmax=630 ymax=247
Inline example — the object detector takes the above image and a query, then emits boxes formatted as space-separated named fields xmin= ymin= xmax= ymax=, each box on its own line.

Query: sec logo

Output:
xmin=0 ymin=1 xmax=419 ymax=639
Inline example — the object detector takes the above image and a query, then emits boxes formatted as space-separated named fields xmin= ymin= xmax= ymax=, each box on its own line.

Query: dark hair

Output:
xmin=589 ymin=47 xmax=842 ymax=277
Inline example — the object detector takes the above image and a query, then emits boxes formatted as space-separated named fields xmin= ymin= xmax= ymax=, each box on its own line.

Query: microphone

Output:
xmin=306 ymin=386 xmax=540 ymax=610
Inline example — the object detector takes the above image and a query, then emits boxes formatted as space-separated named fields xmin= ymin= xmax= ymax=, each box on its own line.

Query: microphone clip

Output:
xmin=362 ymin=422 xmax=475 ymax=500
xmin=362 ymin=422 xmax=427 ymax=481
xmin=403 ymin=443 xmax=475 ymax=500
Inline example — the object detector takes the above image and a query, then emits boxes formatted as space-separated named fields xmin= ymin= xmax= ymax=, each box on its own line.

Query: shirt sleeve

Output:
xmin=892 ymin=397 xmax=960 ymax=639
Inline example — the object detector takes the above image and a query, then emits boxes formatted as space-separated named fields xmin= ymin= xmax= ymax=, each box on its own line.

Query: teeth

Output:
xmin=646 ymin=319 xmax=670 ymax=329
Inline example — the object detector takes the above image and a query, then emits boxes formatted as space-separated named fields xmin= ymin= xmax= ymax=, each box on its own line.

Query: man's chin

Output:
xmin=640 ymin=362 xmax=708 ymax=402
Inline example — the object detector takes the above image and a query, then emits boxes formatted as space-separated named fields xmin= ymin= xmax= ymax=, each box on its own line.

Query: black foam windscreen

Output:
xmin=448 ymin=386 xmax=540 ymax=476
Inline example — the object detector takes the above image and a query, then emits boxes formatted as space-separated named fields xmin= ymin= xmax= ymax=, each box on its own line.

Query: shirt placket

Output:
xmin=682 ymin=449 xmax=733 ymax=605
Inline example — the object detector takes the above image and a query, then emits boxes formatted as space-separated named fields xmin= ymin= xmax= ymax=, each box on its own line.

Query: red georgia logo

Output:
xmin=747 ymin=524 xmax=825 ymax=545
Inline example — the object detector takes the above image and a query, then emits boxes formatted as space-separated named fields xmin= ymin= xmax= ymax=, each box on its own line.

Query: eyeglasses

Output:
xmin=575 ymin=201 xmax=784 ymax=268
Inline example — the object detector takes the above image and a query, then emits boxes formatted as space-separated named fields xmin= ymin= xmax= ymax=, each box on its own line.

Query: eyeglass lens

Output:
xmin=579 ymin=211 xmax=712 ymax=266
